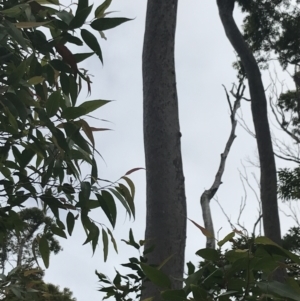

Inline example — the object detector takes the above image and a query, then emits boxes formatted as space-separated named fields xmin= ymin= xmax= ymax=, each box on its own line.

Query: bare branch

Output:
xmin=215 ymin=197 xmax=235 ymax=230
xmin=201 ymin=81 xmax=245 ymax=249
xmin=253 ymin=214 xmax=263 ymax=236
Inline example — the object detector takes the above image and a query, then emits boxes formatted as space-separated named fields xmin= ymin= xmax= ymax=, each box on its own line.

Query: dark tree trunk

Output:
xmin=216 ymin=0 xmax=281 ymax=245
xmin=142 ymin=0 xmax=187 ymax=299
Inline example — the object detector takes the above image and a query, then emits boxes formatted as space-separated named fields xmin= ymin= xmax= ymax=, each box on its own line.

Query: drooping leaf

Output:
xmin=46 ymin=90 xmax=61 ymax=117
xmin=55 ymin=44 xmax=78 ymax=75
xmin=80 ymin=119 xmax=95 ymax=148
xmin=81 ymin=29 xmax=103 ymax=63
xmin=39 ymin=235 xmax=50 ymax=268
xmin=97 ymin=191 xmax=117 ymax=228
xmin=69 ymin=5 xmax=93 ymax=29
xmin=118 ymin=183 xmax=135 ymax=219
xmin=102 ymin=228 xmax=109 ymax=261
xmin=107 ymin=228 xmax=118 ymax=253
xmin=66 ymin=212 xmax=75 ymax=236
xmin=122 ymin=176 xmax=135 ymax=199
xmin=109 ymin=188 xmax=131 ymax=218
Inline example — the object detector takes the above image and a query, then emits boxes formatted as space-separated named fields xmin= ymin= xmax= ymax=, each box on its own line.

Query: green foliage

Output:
xmin=278 ymin=168 xmax=300 ymax=201
xmin=0 ymin=0 xmax=137 ymax=271
xmin=97 ymin=231 xmax=300 ymax=301
xmin=96 ymin=230 xmax=145 ymax=301
xmin=0 ymin=207 xmax=62 ymax=271
xmin=0 ymin=267 xmax=77 ymax=301
xmin=236 ymin=0 xmax=300 ymax=69
xmin=234 ymin=1 xmax=300 ymax=204
xmin=0 ymin=207 xmax=77 ymax=300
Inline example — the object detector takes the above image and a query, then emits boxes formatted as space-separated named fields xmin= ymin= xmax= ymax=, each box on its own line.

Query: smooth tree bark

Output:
xmin=201 ymin=83 xmax=244 ymax=249
xmin=216 ymin=0 xmax=281 ymax=245
xmin=142 ymin=0 xmax=187 ymax=299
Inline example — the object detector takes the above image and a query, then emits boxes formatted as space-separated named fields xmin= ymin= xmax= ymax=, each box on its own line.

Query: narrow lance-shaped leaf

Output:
xmin=80 ymin=119 xmax=95 ymax=148
xmin=4 ymin=20 xmax=28 ymax=50
xmin=74 ymin=52 xmax=94 ymax=63
xmin=122 ymin=176 xmax=135 ymax=199
xmin=92 ymin=225 xmax=100 ymax=254
xmin=124 ymin=167 xmax=144 ymax=176
xmin=118 ymin=183 xmax=135 ymax=219
xmin=107 ymin=228 xmax=118 ymax=253
xmin=94 ymin=0 xmax=112 ymax=18
xmin=91 ymin=17 xmax=131 ymax=31
xmin=39 ymin=235 xmax=50 ymax=268
xmin=50 ymin=226 xmax=67 ymax=239
xmin=62 ymin=99 xmax=110 ymax=120
xmin=102 ymin=228 xmax=109 ymax=261
xmin=109 ymin=188 xmax=131 ymax=218
xmin=81 ymin=29 xmax=103 ymax=63
xmin=69 ymin=4 xmax=93 ymax=29
xmin=46 ymin=90 xmax=61 ymax=117
xmin=97 ymin=191 xmax=117 ymax=228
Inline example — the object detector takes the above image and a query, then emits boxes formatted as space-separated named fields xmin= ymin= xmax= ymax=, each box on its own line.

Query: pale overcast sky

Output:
xmin=42 ymin=1 xmax=298 ymax=300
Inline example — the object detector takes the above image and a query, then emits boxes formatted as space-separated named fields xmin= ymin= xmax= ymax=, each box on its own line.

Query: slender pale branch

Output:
xmin=201 ymin=81 xmax=245 ymax=248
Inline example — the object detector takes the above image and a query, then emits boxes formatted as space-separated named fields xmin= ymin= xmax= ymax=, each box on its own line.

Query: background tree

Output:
xmin=1 ymin=268 xmax=77 ymax=301
xmin=228 ymin=0 xmax=300 ymax=270
xmin=0 ymin=208 xmax=61 ymax=272
xmin=216 ymin=0 xmax=282 ymax=250
xmin=142 ymin=0 xmax=187 ymax=299
xmin=0 ymin=208 xmax=77 ymax=300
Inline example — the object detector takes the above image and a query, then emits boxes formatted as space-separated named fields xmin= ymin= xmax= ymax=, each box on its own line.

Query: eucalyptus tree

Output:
xmin=216 ymin=0 xmax=281 ymax=248
xmin=142 ymin=0 xmax=187 ymax=299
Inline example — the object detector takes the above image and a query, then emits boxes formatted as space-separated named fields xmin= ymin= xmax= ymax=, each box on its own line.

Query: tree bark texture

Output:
xmin=142 ymin=0 xmax=187 ymax=299
xmin=216 ymin=0 xmax=281 ymax=245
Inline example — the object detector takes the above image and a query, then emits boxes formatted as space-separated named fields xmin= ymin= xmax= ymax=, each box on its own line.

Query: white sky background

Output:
xmin=41 ymin=1 xmax=299 ymax=300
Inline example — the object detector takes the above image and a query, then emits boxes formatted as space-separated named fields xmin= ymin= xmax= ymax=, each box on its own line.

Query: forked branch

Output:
xmin=201 ymin=81 xmax=245 ymax=248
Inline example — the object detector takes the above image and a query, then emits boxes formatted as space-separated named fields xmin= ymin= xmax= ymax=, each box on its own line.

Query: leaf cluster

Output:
xmin=97 ymin=231 xmax=300 ymax=301
xmin=0 ymin=266 xmax=76 ymax=301
xmin=0 ymin=0 xmax=136 ymax=271
xmin=236 ymin=0 xmax=300 ymax=69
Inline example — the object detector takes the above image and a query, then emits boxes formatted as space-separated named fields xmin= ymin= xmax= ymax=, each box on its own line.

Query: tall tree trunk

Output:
xmin=142 ymin=0 xmax=187 ymax=299
xmin=216 ymin=0 xmax=281 ymax=245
